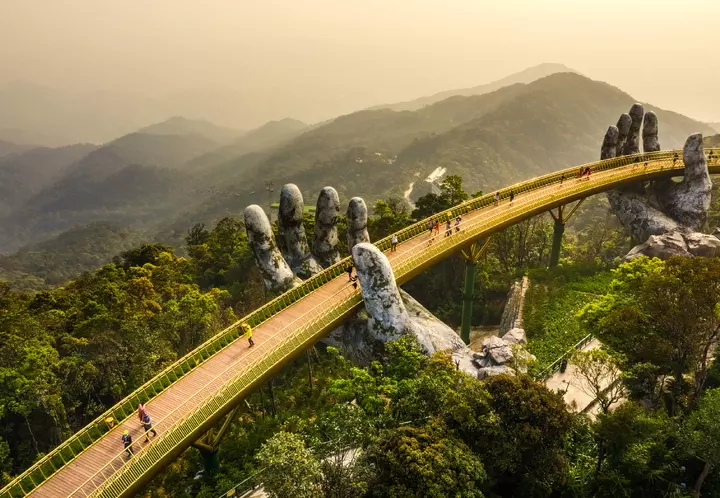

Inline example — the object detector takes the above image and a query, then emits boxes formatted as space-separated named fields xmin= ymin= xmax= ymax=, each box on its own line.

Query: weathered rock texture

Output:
xmin=602 ymin=104 xmax=719 ymax=258
xmin=278 ymin=184 xmax=323 ymax=278
xmin=472 ymin=334 xmax=535 ymax=380
xmin=245 ymin=189 xmax=484 ymax=377
xmin=244 ymin=205 xmax=300 ymax=294
xmin=313 ymin=187 xmax=341 ymax=267
xmin=346 ymin=197 xmax=370 ymax=252
xmin=498 ymin=276 xmax=529 ymax=336
xmin=349 ymin=242 xmax=481 ymax=376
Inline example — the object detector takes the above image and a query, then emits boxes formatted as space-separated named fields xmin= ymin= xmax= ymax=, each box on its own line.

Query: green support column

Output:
xmin=192 ymin=405 xmax=241 ymax=475
xmin=460 ymin=260 xmax=478 ymax=345
xmin=549 ymin=219 xmax=565 ymax=268
xmin=459 ymin=238 xmax=492 ymax=345
xmin=547 ymin=199 xmax=585 ymax=268
xmin=199 ymin=447 xmax=220 ymax=474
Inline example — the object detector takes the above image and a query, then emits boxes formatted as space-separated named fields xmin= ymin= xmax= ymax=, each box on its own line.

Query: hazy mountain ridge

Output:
xmin=0 ymin=222 xmax=147 ymax=290
xmin=394 ymin=73 xmax=714 ymax=196
xmin=138 ymin=116 xmax=243 ymax=143
xmin=165 ymin=73 xmax=713 ymax=239
xmin=0 ymin=132 xmax=218 ymax=251
xmin=0 ymin=143 xmax=98 ymax=216
xmin=370 ymin=63 xmax=579 ymax=112
xmin=705 ymin=134 xmax=720 ymax=147
xmin=0 ymin=71 xmax=714 ymax=256
xmin=0 ymin=139 xmax=37 ymax=158
xmin=181 ymin=118 xmax=310 ymax=172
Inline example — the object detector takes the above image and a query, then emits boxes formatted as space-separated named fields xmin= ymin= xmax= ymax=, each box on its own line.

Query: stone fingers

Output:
xmin=312 ymin=186 xmax=341 ymax=267
xmin=658 ymin=134 xmax=712 ymax=231
xmin=621 ymin=104 xmax=644 ymax=155
xmin=642 ymin=111 xmax=660 ymax=152
xmin=346 ymin=197 xmax=370 ymax=252
xmin=615 ymin=113 xmax=632 ymax=157
xmin=278 ymin=184 xmax=322 ymax=278
xmin=600 ymin=125 xmax=619 ymax=160
xmin=244 ymin=204 xmax=299 ymax=294
xmin=351 ymin=242 xmax=411 ymax=338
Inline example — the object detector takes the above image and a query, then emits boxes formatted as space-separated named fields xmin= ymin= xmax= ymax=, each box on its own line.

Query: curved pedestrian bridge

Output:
xmin=4 ymin=149 xmax=720 ymax=498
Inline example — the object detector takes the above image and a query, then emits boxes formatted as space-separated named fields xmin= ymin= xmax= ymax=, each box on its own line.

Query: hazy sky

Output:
xmin=1 ymin=0 xmax=719 ymax=126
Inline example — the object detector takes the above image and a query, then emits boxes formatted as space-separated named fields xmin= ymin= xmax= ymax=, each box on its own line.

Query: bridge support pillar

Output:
xmin=549 ymin=220 xmax=565 ymax=268
xmin=192 ymin=404 xmax=241 ymax=474
xmin=459 ymin=238 xmax=492 ymax=345
xmin=547 ymin=199 xmax=585 ymax=268
xmin=199 ymin=447 xmax=220 ymax=474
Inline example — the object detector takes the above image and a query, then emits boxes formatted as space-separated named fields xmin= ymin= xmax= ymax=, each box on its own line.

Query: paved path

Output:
xmin=544 ymin=338 xmax=607 ymax=414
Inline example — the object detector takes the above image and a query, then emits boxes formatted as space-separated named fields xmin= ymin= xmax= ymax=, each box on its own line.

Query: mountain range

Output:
xmin=370 ymin=63 xmax=579 ymax=112
xmin=0 ymin=66 xmax=716 ymax=286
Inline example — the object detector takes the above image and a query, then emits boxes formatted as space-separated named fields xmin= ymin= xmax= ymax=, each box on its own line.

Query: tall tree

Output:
xmin=679 ymin=388 xmax=720 ymax=497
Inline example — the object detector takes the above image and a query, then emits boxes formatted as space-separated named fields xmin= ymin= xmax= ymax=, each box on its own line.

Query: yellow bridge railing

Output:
xmin=2 ymin=148 xmax=719 ymax=498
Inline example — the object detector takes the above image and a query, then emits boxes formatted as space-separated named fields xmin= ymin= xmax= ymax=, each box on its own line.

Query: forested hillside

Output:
xmin=0 ymin=133 xmax=217 ymax=252
xmin=0 ymin=73 xmax=711 ymax=255
xmin=164 ymin=73 xmax=712 ymax=240
xmin=2 ymin=172 xmax=720 ymax=496
xmin=0 ymin=143 xmax=97 ymax=217
xmin=0 ymin=222 xmax=147 ymax=290
xmin=181 ymin=118 xmax=309 ymax=173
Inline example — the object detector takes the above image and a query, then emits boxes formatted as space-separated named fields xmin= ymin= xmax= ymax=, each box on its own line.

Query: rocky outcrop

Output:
xmin=625 ymin=231 xmax=692 ymax=259
xmin=601 ymin=105 xmax=719 ymax=258
xmin=472 ymin=334 xmax=535 ymax=379
xmin=499 ymin=276 xmax=529 ymax=336
xmin=503 ymin=328 xmax=527 ymax=345
xmin=244 ymin=187 xmax=482 ymax=377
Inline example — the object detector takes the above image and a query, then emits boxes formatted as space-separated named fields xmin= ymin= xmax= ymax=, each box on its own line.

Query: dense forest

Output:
xmin=2 ymin=172 xmax=720 ymax=497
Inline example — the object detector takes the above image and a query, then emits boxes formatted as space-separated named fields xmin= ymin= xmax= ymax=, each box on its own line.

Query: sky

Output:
xmin=1 ymin=0 xmax=719 ymax=131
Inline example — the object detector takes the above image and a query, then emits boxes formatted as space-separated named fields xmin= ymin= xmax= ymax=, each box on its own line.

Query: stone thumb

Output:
xmin=351 ymin=242 xmax=411 ymax=337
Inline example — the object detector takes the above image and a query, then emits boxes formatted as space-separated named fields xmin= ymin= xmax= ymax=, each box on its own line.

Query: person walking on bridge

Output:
xmin=455 ymin=215 xmax=462 ymax=232
xmin=391 ymin=234 xmax=398 ymax=251
xmin=428 ymin=219 xmax=434 ymax=235
xmin=509 ymin=190 xmax=515 ymax=205
xmin=494 ymin=191 xmax=500 ymax=206
xmin=445 ymin=219 xmax=452 ymax=237
xmin=346 ymin=263 xmax=355 ymax=282
xmin=433 ymin=220 xmax=440 ymax=236
xmin=242 ymin=322 xmax=254 ymax=347
xmin=137 ymin=404 xmax=157 ymax=442
xmin=122 ymin=430 xmax=134 ymax=457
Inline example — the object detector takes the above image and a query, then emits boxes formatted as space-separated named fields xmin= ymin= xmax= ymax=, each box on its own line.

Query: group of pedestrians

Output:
xmin=121 ymin=403 xmax=158 ymax=457
xmin=426 ymin=215 xmax=462 ymax=245
xmin=578 ymin=166 xmax=592 ymax=180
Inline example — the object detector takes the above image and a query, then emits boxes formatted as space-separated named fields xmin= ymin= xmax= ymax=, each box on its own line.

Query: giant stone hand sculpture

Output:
xmin=601 ymin=104 xmax=720 ymax=258
xmin=243 ymin=184 xmax=483 ymax=377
